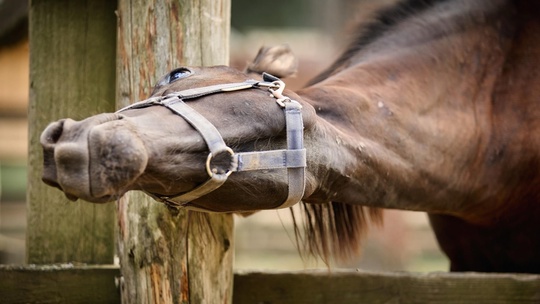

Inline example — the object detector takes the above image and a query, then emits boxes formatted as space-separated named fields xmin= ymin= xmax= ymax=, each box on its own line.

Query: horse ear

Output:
xmin=245 ymin=45 xmax=298 ymax=79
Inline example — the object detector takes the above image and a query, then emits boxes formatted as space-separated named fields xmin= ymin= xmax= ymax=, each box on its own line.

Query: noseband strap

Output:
xmin=116 ymin=73 xmax=306 ymax=211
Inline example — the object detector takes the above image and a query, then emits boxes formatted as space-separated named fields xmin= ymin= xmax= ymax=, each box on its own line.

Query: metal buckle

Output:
xmin=205 ymin=147 xmax=236 ymax=178
xmin=268 ymin=80 xmax=288 ymax=107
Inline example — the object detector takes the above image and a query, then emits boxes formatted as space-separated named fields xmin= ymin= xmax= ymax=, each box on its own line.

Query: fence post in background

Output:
xmin=27 ymin=0 xmax=117 ymax=265
xmin=116 ymin=1 xmax=234 ymax=302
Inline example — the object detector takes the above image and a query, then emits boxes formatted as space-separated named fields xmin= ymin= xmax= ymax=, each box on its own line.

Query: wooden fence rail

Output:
xmin=0 ymin=265 xmax=120 ymax=303
xmin=234 ymin=270 xmax=540 ymax=304
xmin=1 ymin=266 xmax=539 ymax=304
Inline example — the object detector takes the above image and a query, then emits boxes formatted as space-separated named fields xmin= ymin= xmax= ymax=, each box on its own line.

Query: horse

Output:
xmin=40 ymin=0 xmax=540 ymax=273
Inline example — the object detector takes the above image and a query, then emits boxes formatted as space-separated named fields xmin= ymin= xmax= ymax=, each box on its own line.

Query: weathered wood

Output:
xmin=233 ymin=270 xmax=540 ymax=304
xmin=0 ymin=265 xmax=120 ymax=304
xmin=115 ymin=1 xmax=233 ymax=303
xmin=2 ymin=267 xmax=540 ymax=304
xmin=27 ymin=0 xmax=117 ymax=264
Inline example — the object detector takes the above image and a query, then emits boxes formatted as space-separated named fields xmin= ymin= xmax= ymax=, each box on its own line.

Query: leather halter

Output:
xmin=116 ymin=73 xmax=306 ymax=212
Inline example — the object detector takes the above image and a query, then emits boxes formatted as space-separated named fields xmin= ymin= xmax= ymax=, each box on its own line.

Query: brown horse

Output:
xmin=40 ymin=0 xmax=540 ymax=273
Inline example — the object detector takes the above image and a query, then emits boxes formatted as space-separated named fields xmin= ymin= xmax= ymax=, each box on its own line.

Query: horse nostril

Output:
xmin=41 ymin=119 xmax=66 ymax=145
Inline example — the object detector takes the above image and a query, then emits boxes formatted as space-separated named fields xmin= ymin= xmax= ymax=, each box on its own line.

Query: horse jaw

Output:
xmin=41 ymin=114 xmax=148 ymax=203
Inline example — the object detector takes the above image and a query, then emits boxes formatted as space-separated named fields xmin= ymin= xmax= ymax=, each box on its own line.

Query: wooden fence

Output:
xmin=25 ymin=0 xmax=232 ymax=302
xmin=1 ymin=266 xmax=540 ymax=303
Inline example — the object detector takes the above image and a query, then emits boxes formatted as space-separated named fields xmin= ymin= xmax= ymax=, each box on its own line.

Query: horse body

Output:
xmin=298 ymin=0 xmax=540 ymax=272
xmin=40 ymin=0 xmax=540 ymax=272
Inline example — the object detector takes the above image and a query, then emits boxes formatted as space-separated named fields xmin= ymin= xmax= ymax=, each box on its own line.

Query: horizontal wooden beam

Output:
xmin=2 ymin=266 xmax=540 ymax=303
xmin=0 ymin=265 xmax=120 ymax=304
xmin=233 ymin=270 xmax=540 ymax=304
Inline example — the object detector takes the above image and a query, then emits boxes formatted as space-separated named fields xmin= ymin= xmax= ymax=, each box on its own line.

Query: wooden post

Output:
xmin=27 ymin=0 xmax=117 ymax=264
xmin=115 ymin=1 xmax=234 ymax=303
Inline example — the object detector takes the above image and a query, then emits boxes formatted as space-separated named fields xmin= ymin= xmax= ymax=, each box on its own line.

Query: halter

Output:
xmin=116 ymin=73 xmax=306 ymax=212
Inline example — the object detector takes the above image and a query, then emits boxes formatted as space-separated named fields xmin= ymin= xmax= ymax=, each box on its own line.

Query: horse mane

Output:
xmin=291 ymin=202 xmax=383 ymax=264
xmin=292 ymin=0 xmax=451 ymax=264
xmin=308 ymin=0 xmax=450 ymax=86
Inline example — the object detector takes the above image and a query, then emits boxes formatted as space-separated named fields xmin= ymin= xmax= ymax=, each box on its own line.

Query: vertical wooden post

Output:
xmin=116 ymin=1 xmax=234 ymax=303
xmin=27 ymin=0 xmax=117 ymax=264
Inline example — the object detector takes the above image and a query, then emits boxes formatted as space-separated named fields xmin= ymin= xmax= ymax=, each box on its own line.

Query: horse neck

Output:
xmin=298 ymin=0 xmax=517 ymax=221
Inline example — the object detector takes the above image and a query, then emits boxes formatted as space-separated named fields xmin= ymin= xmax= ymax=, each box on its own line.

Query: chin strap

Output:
xmin=117 ymin=73 xmax=306 ymax=212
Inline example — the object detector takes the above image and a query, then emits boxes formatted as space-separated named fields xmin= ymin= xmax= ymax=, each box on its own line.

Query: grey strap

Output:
xmin=168 ymin=81 xmax=258 ymax=100
xmin=162 ymin=98 xmax=232 ymax=157
xmin=235 ymin=149 xmax=306 ymax=171
xmin=166 ymin=174 xmax=228 ymax=204
xmin=277 ymin=101 xmax=305 ymax=208
xmin=116 ymin=81 xmax=258 ymax=112
xmin=159 ymin=98 xmax=235 ymax=205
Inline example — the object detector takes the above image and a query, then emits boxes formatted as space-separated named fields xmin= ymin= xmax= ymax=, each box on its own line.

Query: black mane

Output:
xmin=308 ymin=0 xmax=450 ymax=85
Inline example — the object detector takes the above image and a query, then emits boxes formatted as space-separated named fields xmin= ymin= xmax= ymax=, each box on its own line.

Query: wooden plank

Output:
xmin=0 ymin=265 xmax=120 ymax=304
xmin=233 ymin=270 xmax=540 ymax=304
xmin=115 ymin=1 xmax=233 ymax=303
xmin=27 ymin=0 xmax=117 ymax=264
xmin=2 ymin=267 xmax=540 ymax=304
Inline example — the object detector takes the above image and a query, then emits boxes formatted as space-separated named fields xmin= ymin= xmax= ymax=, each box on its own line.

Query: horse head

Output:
xmin=40 ymin=51 xmax=320 ymax=212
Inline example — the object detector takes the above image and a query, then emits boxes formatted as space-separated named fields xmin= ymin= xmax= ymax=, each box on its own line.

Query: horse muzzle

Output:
xmin=40 ymin=114 xmax=148 ymax=203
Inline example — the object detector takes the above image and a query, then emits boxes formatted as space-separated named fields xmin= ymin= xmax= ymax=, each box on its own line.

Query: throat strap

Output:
xmin=281 ymin=101 xmax=305 ymax=208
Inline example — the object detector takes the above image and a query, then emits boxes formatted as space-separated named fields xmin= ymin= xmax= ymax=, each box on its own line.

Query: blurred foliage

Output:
xmin=0 ymin=162 xmax=26 ymax=201
xmin=231 ymin=0 xmax=317 ymax=30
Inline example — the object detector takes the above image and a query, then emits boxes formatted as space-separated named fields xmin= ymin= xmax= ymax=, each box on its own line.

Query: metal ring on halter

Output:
xmin=205 ymin=147 xmax=236 ymax=178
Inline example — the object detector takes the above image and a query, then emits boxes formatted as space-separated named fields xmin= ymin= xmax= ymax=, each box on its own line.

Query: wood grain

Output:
xmin=0 ymin=265 xmax=121 ymax=304
xmin=27 ymin=0 xmax=117 ymax=265
xmin=116 ymin=1 xmax=233 ymax=303
xmin=2 ymin=267 xmax=539 ymax=304
xmin=233 ymin=270 xmax=540 ymax=304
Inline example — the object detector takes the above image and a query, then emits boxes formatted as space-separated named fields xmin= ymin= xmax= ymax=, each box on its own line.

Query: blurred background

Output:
xmin=0 ymin=0 xmax=448 ymax=271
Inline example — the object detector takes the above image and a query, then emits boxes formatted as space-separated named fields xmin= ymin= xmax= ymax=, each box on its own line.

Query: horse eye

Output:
xmin=169 ymin=68 xmax=191 ymax=83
